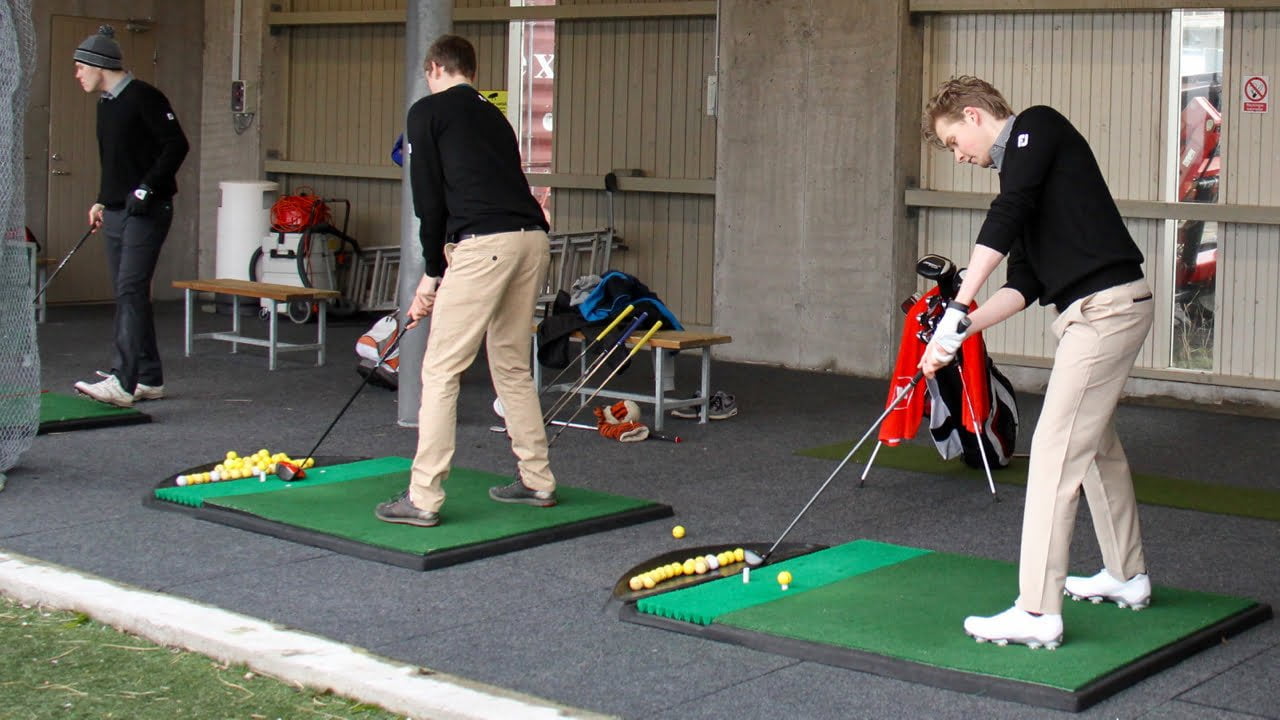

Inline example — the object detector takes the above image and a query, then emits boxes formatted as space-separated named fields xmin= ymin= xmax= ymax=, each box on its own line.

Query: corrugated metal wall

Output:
xmin=267 ymin=0 xmax=716 ymax=328
xmin=551 ymin=12 xmax=717 ymax=326
xmin=920 ymin=12 xmax=1170 ymax=369
xmin=1217 ymin=11 xmax=1280 ymax=379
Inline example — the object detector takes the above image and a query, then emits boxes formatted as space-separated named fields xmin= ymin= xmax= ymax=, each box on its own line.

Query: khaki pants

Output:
xmin=1017 ymin=279 xmax=1154 ymax=615
xmin=409 ymin=229 xmax=555 ymax=512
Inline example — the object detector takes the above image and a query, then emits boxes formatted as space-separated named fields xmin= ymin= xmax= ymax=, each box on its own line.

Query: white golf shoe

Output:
xmin=1065 ymin=569 xmax=1151 ymax=610
xmin=963 ymin=606 xmax=1063 ymax=650
xmin=74 ymin=375 xmax=134 ymax=408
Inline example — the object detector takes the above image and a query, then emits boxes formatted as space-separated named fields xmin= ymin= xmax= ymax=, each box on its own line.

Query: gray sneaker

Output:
xmin=374 ymin=491 xmax=440 ymax=527
xmin=489 ymin=479 xmax=557 ymax=507
xmin=671 ymin=391 xmax=738 ymax=420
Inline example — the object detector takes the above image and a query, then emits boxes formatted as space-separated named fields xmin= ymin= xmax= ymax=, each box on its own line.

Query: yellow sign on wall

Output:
xmin=480 ymin=90 xmax=508 ymax=115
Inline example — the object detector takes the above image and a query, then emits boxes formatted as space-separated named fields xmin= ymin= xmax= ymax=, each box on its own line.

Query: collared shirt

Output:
xmin=102 ymin=72 xmax=134 ymax=100
xmin=989 ymin=113 xmax=1017 ymax=172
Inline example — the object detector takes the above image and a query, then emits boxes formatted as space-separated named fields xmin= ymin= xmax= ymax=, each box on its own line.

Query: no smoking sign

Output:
xmin=1243 ymin=75 xmax=1269 ymax=113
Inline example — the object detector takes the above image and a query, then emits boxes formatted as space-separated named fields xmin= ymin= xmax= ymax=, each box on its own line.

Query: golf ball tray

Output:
xmin=628 ymin=548 xmax=747 ymax=591
xmin=173 ymin=449 xmax=314 ymax=486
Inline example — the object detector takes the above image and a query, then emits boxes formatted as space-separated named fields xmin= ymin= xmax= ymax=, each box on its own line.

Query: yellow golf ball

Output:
xmin=672 ymin=525 xmax=685 ymax=539
xmin=734 ymin=548 xmax=745 ymax=563
xmin=629 ymin=576 xmax=644 ymax=591
xmin=682 ymin=558 xmax=697 ymax=574
xmin=777 ymin=571 xmax=793 ymax=586
xmin=642 ymin=575 xmax=656 ymax=589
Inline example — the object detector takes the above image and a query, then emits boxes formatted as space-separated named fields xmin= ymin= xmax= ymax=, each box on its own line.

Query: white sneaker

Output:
xmin=96 ymin=371 xmax=165 ymax=401
xmin=74 ymin=375 xmax=134 ymax=408
xmin=963 ymin=606 xmax=1063 ymax=650
xmin=1065 ymin=569 xmax=1151 ymax=610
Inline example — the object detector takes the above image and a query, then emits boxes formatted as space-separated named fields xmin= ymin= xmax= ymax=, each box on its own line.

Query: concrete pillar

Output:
xmin=397 ymin=1 xmax=452 ymax=425
xmin=714 ymin=0 xmax=922 ymax=377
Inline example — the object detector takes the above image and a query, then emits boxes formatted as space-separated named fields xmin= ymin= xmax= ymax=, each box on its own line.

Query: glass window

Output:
xmin=1170 ymin=9 xmax=1223 ymax=371
xmin=509 ymin=0 xmax=556 ymax=221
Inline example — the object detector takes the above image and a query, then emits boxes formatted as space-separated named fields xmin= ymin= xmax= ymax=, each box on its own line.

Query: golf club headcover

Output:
xmin=602 ymin=399 xmax=642 ymax=424
xmin=126 ymin=184 xmax=153 ymax=216
xmin=600 ymin=420 xmax=650 ymax=443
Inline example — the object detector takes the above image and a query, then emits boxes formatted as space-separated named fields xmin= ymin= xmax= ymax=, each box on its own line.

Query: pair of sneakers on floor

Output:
xmin=670 ymin=390 xmax=738 ymax=420
xmin=963 ymin=569 xmax=1152 ymax=650
xmin=74 ymin=371 xmax=165 ymax=409
xmin=374 ymin=475 xmax=555 ymax=528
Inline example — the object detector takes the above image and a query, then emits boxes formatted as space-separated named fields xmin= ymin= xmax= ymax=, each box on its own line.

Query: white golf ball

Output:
xmin=705 ymin=554 xmax=720 ymax=570
xmin=492 ymin=397 xmax=505 ymax=418
xmin=175 ymin=475 xmax=187 ymax=486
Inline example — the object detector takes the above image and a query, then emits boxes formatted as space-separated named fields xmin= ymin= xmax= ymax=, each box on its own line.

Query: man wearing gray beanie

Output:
xmin=71 ymin=26 xmax=189 ymax=408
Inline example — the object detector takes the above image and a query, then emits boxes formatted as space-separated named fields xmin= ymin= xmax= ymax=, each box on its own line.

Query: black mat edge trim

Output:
xmin=144 ymin=463 xmax=673 ymax=571
xmin=38 ymin=411 xmax=151 ymax=435
xmin=619 ymin=601 xmax=1273 ymax=713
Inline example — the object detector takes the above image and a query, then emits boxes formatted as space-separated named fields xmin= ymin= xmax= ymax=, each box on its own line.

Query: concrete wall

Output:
xmin=199 ymin=0 xmax=269 ymax=280
xmin=715 ymin=0 xmax=921 ymax=377
xmin=25 ymin=1 xmax=203 ymax=300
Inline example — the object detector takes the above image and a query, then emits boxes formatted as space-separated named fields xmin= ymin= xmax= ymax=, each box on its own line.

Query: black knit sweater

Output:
xmin=95 ymin=78 xmax=189 ymax=207
xmin=407 ymin=84 xmax=548 ymax=277
xmin=976 ymin=106 xmax=1144 ymax=311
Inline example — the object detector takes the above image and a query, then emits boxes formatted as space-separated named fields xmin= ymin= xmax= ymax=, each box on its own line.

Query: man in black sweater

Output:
xmin=71 ymin=26 xmax=188 ymax=408
xmin=375 ymin=34 xmax=556 ymax=527
xmin=920 ymin=76 xmax=1154 ymax=649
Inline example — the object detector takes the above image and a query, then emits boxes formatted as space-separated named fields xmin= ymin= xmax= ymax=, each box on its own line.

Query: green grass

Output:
xmin=0 ymin=595 xmax=404 ymax=720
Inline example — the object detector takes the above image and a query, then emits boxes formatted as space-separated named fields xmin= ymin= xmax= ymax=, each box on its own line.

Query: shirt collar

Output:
xmin=102 ymin=72 xmax=134 ymax=100
xmin=990 ymin=113 xmax=1017 ymax=172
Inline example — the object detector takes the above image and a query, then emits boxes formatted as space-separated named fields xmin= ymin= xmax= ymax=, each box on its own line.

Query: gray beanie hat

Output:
xmin=74 ymin=25 xmax=123 ymax=70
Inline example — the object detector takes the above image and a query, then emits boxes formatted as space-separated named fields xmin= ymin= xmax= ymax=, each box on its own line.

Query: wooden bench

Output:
xmin=172 ymin=279 xmax=341 ymax=370
xmin=533 ymin=328 xmax=733 ymax=431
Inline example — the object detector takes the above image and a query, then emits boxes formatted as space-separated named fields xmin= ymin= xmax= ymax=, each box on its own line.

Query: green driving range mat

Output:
xmin=148 ymin=457 xmax=672 ymax=570
xmin=38 ymin=391 xmax=150 ymax=434
xmin=795 ymin=441 xmax=1280 ymax=522
xmin=622 ymin=541 xmax=1272 ymax=712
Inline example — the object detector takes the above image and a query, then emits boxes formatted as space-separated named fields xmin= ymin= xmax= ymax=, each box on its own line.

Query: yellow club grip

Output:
xmin=593 ymin=304 xmax=635 ymax=342
xmin=622 ymin=321 xmax=664 ymax=360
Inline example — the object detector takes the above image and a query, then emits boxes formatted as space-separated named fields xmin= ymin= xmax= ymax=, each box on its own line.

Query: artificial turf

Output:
xmin=38 ymin=391 xmax=150 ymax=434
xmin=626 ymin=540 xmax=1271 ymax=710
xmin=151 ymin=457 xmax=672 ymax=566
xmin=795 ymin=440 xmax=1280 ymax=522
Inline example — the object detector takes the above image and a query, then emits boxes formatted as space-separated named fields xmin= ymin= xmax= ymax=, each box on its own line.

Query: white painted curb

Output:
xmin=0 ymin=550 xmax=612 ymax=720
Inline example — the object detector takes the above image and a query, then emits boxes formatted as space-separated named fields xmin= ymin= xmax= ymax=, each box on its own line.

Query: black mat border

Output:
xmin=619 ymin=600 xmax=1273 ymax=712
xmin=38 ymin=411 xmax=151 ymax=435
xmin=144 ymin=458 xmax=673 ymax=571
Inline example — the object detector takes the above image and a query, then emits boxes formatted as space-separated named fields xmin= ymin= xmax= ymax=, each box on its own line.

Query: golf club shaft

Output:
xmin=761 ymin=369 xmax=924 ymax=563
xmin=539 ymin=304 xmax=636 ymax=393
xmin=542 ymin=312 xmax=648 ymax=424
xmin=298 ymin=327 xmax=405 ymax=464
xmin=34 ymin=226 xmax=95 ymax=301
xmin=548 ymin=321 xmax=663 ymax=447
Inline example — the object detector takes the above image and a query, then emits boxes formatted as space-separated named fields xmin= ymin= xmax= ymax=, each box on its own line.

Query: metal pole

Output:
xmin=397 ymin=1 xmax=452 ymax=425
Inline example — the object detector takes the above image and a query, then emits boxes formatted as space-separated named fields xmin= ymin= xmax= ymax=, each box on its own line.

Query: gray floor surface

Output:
xmin=3 ymin=302 xmax=1277 ymax=720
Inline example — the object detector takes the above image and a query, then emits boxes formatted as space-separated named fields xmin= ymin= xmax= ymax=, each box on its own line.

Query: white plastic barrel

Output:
xmin=216 ymin=180 xmax=278 ymax=280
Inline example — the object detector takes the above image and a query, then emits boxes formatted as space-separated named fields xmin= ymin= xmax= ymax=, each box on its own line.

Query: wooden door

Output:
xmin=46 ymin=16 xmax=156 ymax=303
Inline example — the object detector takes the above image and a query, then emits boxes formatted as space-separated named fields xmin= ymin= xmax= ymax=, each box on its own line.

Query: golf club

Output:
xmin=541 ymin=312 xmax=648 ymax=425
xmin=276 ymin=322 xmax=408 ymax=481
xmin=538 ymin=304 xmax=636 ymax=396
xmin=756 ymin=319 xmax=971 ymax=565
xmin=548 ymin=321 xmax=663 ymax=447
xmin=34 ymin=225 xmax=95 ymax=302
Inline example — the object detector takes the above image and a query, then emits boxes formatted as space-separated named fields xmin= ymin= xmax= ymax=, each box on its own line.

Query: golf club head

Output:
xmin=916 ymin=254 xmax=957 ymax=297
xmin=276 ymin=461 xmax=305 ymax=482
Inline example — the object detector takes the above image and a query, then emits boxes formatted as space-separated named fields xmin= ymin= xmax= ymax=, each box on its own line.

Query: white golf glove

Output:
xmin=929 ymin=301 xmax=969 ymax=365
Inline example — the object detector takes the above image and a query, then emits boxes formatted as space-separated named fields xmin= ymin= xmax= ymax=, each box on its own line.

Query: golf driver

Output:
xmin=34 ymin=225 xmax=95 ymax=302
xmin=276 ymin=321 xmax=408 ymax=481
xmin=755 ymin=319 xmax=971 ymax=565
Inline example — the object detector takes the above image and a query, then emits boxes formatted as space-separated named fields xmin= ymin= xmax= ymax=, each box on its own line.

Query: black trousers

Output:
xmin=101 ymin=204 xmax=172 ymax=393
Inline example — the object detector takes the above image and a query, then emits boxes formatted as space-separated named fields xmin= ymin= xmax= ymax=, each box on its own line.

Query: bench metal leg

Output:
xmin=268 ymin=300 xmax=279 ymax=371
xmin=699 ymin=347 xmax=712 ymax=424
xmin=231 ymin=295 xmax=241 ymax=354
xmin=317 ymin=301 xmax=327 ymax=366
xmin=653 ymin=349 xmax=666 ymax=431
xmin=183 ymin=288 xmax=194 ymax=356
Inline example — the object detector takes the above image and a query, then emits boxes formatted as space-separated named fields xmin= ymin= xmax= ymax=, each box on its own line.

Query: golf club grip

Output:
xmin=594 ymin=304 xmax=635 ymax=342
xmin=622 ymin=321 xmax=663 ymax=360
